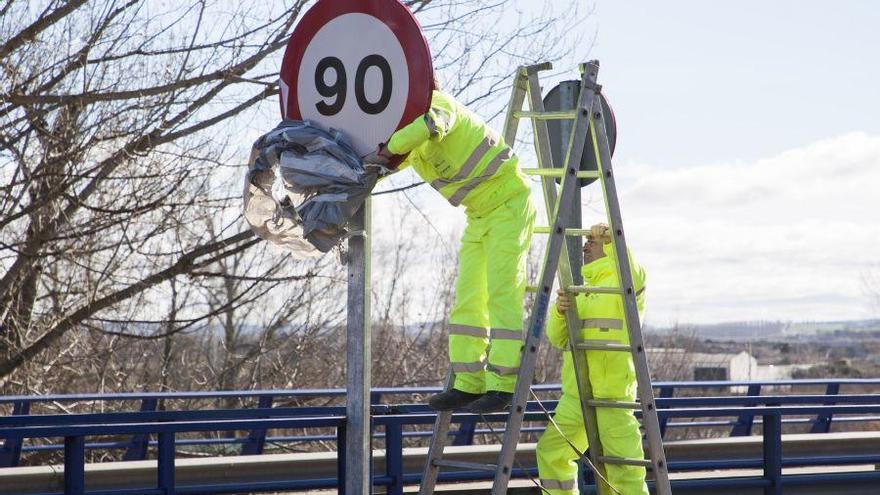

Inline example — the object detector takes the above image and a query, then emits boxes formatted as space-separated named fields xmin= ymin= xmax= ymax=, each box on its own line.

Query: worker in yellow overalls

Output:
xmin=367 ymin=89 xmax=535 ymax=413
xmin=536 ymin=224 xmax=649 ymax=494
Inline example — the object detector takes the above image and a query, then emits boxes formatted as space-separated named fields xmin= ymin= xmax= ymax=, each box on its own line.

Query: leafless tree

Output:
xmin=0 ymin=0 xmax=309 ymax=389
xmin=1 ymin=0 xmax=584 ymax=397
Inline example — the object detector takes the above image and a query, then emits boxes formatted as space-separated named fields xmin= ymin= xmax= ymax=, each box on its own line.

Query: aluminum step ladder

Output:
xmin=418 ymin=61 xmax=672 ymax=495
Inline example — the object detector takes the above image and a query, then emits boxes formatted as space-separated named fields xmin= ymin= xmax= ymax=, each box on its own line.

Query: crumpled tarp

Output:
xmin=243 ymin=120 xmax=377 ymax=254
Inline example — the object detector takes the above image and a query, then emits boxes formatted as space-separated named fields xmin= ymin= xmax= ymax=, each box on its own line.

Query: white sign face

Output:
xmin=280 ymin=0 xmax=432 ymax=164
xmin=294 ymin=13 xmax=410 ymax=156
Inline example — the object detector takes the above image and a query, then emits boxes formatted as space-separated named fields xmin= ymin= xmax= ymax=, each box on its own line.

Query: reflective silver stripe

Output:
xmin=487 ymin=363 xmax=519 ymax=376
xmin=541 ymin=478 xmax=576 ymax=491
xmin=424 ymin=113 xmax=439 ymax=138
xmin=450 ymin=138 xmax=493 ymax=181
xmin=425 ymin=106 xmax=453 ymax=139
xmin=489 ymin=328 xmax=522 ymax=341
xmin=429 ymin=137 xmax=494 ymax=190
xmin=451 ymin=361 xmax=485 ymax=373
xmin=448 ymin=147 xmax=512 ymax=206
xmin=576 ymin=339 xmax=622 ymax=346
xmin=449 ymin=324 xmax=487 ymax=338
xmin=581 ymin=318 xmax=623 ymax=331
xmin=433 ymin=106 xmax=454 ymax=130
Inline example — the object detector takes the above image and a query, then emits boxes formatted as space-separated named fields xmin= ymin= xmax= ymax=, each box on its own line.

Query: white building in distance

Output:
xmin=647 ymin=348 xmax=808 ymax=390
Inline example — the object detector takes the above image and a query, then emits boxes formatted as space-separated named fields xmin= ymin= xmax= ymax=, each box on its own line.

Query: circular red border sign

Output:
xmin=280 ymin=0 xmax=433 ymax=146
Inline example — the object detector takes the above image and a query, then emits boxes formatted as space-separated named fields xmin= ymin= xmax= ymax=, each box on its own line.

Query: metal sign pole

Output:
xmin=567 ymin=191 xmax=584 ymax=287
xmin=545 ymin=81 xmax=585 ymax=286
xmin=345 ymin=198 xmax=372 ymax=495
xmin=560 ymin=82 xmax=584 ymax=288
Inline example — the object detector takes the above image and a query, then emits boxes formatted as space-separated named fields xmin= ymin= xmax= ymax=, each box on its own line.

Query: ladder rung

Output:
xmin=513 ymin=110 xmax=577 ymax=120
xmin=574 ymin=341 xmax=631 ymax=352
xmin=432 ymin=459 xmax=497 ymax=471
xmin=534 ymin=227 xmax=591 ymax=236
xmin=526 ymin=285 xmax=629 ymax=298
xmin=597 ymin=455 xmax=653 ymax=468
xmin=524 ymin=62 xmax=553 ymax=75
xmin=521 ymin=168 xmax=600 ymax=179
xmin=586 ymin=399 xmax=641 ymax=410
xmin=565 ymin=285 xmax=623 ymax=295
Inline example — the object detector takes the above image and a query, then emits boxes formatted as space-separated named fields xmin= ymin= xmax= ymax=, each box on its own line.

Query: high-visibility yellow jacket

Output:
xmin=387 ymin=90 xmax=529 ymax=216
xmin=547 ymin=242 xmax=647 ymax=399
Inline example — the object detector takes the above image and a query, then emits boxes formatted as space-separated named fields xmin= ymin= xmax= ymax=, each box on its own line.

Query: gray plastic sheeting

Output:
xmin=243 ymin=120 xmax=377 ymax=254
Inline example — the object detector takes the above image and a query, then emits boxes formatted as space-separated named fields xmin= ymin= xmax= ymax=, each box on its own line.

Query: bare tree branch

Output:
xmin=0 ymin=0 xmax=88 ymax=60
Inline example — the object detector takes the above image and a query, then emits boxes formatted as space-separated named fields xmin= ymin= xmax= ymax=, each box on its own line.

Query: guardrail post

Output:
xmin=731 ymin=384 xmax=761 ymax=436
xmin=385 ymin=421 xmax=404 ymax=495
xmin=123 ymin=398 xmax=158 ymax=460
xmin=762 ymin=413 xmax=782 ymax=495
xmin=64 ymin=436 xmax=85 ymax=495
xmin=580 ymin=452 xmax=595 ymax=492
xmin=241 ymin=395 xmax=274 ymax=455
xmin=0 ymin=400 xmax=30 ymax=467
xmin=451 ymin=418 xmax=476 ymax=446
xmin=810 ymin=383 xmax=840 ymax=433
xmin=158 ymin=432 xmax=175 ymax=494
xmin=656 ymin=387 xmax=673 ymax=439
xmin=337 ymin=422 xmax=347 ymax=495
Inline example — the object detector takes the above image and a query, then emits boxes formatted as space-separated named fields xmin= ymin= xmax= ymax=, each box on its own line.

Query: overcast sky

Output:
xmin=588 ymin=1 xmax=879 ymax=324
xmin=368 ymin=1 xmax=880 ymax=325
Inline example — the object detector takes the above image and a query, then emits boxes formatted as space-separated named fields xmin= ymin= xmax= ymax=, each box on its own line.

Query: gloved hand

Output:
xmin=362 ymin=150 xmax=389 ymax=166
xmin=363 ymin=144 xmax=397 ymax=178
xmin=362 ymin=143 xmax=393 ymax=165
xmin=555 ymin=289 xmax=572 ymax=315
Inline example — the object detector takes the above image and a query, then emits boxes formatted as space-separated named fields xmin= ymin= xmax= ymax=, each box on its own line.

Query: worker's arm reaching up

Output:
xmin=364 ymin=90 xmax=458 ymax=173
xmin=385 ymin=115 xmax=430 ymax=155
xmin=387 ymin=91 xmax=457 ymax=154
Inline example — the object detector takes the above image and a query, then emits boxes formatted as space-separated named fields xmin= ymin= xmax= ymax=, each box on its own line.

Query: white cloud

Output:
xmin=611 ymin=132 xmax=880 ymax=324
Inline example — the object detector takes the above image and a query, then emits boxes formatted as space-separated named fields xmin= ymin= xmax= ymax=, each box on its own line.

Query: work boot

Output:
xmin=466 ymin=391 xmax=513 ymax=413
xmin=427 ymin=389 xmax=482 ymax=411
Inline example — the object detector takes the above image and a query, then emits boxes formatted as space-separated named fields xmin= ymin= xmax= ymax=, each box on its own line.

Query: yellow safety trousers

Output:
xmin=447 ymin=188 xmax=536 ymax=394
xmin=536 ymin=365 xmax=649 ymax=495
xmin=537 ymin=244 xmax=649 ymax=495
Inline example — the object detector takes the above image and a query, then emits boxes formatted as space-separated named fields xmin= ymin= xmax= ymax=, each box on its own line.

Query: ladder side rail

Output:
xmin=417 ymin=374 xmax=454 ymax=495
xmin=490 ymin=65 xmax=553 ymax=494
xmin=501 ymin=67 xmax=529 ymax=146
xmin=490 ymin=65 xmax=602 ymax=495
xmin=528 ymin=67 xmax=608 ymax=485
xmin=586 ymin=63 xmax=672 ymax=495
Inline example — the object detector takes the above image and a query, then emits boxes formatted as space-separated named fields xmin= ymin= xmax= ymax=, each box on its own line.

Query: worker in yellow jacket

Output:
xmin=367 ymin=89 xmax=535 ymax=413
xmin=536 ymin=224 xmax=649 ymax=495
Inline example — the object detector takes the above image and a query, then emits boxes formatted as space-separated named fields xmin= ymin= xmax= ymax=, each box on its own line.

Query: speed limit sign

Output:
xmin=280 ymin=0 xmax=434 ymax=156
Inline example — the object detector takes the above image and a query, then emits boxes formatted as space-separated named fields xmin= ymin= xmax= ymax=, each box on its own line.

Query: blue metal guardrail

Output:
xmin=1 ymin=379 xmax=879 ymax=495
xmin=2 ymin=378 xmax=877 ymax=465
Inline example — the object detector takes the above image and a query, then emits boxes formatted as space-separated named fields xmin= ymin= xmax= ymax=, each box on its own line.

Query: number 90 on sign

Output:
xmin=291 ymin=13 xmax=411 ymax=156
xmin=314 ymin=54 xmax=393 ymax=116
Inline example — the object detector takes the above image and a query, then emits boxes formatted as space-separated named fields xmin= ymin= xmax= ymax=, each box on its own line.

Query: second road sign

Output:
xmin=280 ymin=0 xmax=434 ymax=157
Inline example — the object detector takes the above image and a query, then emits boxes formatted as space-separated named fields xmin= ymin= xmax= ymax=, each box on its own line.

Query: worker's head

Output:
xmin=583 ymin=223 xmax=611 ymax=264
xmin=432 ymin=71 xmax=441 ymax=91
